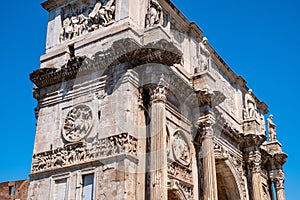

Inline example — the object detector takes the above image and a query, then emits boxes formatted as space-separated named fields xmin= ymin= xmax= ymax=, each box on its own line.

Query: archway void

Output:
xmin=216 ymin=160 xmax=241 ymax=200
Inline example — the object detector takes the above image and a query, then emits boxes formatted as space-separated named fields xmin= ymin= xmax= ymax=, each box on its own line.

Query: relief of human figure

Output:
xmin=77 ymin=12 xmax=88 ymax=35
xmin=104 ymin=0 xmax=116 ymax=22
xmin=145 ymin=0 xmax=163 ymax=28
xmin=244 ymin=89 xmax=257 ymax=119
xmin=60 ymin=15 xmax=73 ymax=41
xmin=88 ymin=0 xmax=107 ymax=29
xmin=60 ymin=0 xmax=116 ymax=41
xmin=267 ymin=114 xmax=277 ymax=141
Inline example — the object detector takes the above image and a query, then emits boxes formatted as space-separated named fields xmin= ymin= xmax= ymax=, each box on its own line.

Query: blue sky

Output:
xmin=0 ymin=0 xmax=299 ymax=199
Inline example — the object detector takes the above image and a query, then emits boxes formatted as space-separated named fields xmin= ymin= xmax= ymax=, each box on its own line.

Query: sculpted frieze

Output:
xmin=60 ymin=0 xmax=116 ymax=42
xmin=168 ymin=162 xmax=193 ymax=184
xmin=31 ymin=133 xmax=137 ymax=173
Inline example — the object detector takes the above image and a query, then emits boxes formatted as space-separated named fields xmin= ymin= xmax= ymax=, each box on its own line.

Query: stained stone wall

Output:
xmin=0 ymin=179 xmax=29 ymax=200
xmin=29 ymin=0 xmax=287 ymax=199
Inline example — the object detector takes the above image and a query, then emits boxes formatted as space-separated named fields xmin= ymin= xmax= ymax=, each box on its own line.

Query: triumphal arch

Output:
xmin=28 ymin=0 xmax=287 ymax=199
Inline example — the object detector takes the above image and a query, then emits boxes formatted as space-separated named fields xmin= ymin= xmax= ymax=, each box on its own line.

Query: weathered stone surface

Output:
xmin=0 ymin=180 xmax=29 ymax=200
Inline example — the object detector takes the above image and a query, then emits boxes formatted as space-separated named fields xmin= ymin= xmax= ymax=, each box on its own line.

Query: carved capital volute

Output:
xmin=247 ymin=150 xmax=262 ymax=173
xmin=274 ymin=153 xmax=288 ymax=168
xmin=196 ymin=113 xmax=215 ymax=139
xmin=271 ymin=169 xmax=285 ymax=190
xmin=149 ymin=75 xmax=169 ymax=103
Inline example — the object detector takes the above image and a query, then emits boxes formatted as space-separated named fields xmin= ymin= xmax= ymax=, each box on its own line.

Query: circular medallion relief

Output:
xmin=63 ymin=104 xmax=93 ymax=143
xmin=172 ymin=131 xmax=190 ymax=166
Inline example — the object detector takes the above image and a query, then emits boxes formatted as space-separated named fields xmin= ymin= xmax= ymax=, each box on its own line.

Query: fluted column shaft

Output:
xmin=248 ymin=151 xmax=264 ymax=200
xmin=274 ymin=170 xmax=286 ymax=200
xmin=199 ymin=116 xmax=218 ymax=200
xmin=148 ymin=79 xmax=168 ymax=200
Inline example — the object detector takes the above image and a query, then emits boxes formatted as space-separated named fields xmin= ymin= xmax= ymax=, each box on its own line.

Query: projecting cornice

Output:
xmin=41 ymin=0 xmax=70 ymax=11
xmin=30 ymin=38 xmax=182 ymax=89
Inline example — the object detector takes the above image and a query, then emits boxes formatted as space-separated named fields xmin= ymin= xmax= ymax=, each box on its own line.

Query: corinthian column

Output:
xmin=148 ymin=76 xmax=169 ymax=200
xmin=274 ymin=169 xmax=286 ymax=200
xmin=247 ymin=150 xmax=264 ymax=200
xmin=198 ymin=114 xmax=218 ymax=200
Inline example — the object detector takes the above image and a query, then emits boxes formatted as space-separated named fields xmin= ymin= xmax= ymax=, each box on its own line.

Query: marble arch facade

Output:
xmin=28 ymin=0 xmax=287 ymax=199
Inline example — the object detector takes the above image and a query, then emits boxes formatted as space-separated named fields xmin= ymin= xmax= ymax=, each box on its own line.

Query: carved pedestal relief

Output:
xmin=60 ymin=0 xmax=116 ymax=42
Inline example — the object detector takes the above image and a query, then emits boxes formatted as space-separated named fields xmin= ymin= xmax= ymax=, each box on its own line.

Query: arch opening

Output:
xmin=216 ymin=160 xmax=241 ymax=200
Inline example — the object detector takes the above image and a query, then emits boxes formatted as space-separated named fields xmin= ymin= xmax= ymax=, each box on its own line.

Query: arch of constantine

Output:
xmin=28 ymin=0 xmax=287 ymax=199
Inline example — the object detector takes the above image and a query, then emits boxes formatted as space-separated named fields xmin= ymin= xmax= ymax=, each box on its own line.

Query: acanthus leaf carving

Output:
xmin=149 ymin=75 xmax=169 ymax=103
xmin=247 ymin=150 xmax=262 ymax=173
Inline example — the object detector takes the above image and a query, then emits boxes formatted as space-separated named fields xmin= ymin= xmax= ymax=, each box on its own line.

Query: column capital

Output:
xmin=149 ymin=75 xmax=169 ymax=103
xmin=195 ymin=113 xmax=215 ymax=139
xmin=271 ymin=169 xmax=285 ymax=190
xmin=246 ymin=150 xmax=262 ymax=173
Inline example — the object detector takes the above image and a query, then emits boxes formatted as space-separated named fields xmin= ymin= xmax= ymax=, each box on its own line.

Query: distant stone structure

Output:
xmin=0 ymin=179 xmax=29 ymax=200
xmin=29 ymin=0 xmax=287 ymax=199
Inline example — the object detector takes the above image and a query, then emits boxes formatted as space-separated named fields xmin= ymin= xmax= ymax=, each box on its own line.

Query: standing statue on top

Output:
xmin=244 ymin=89 xmax=257 ymax=119
xmin=196 ymin=37 xmax=210 ymax=72
xmin=267 ymin=114 xmax=277 ymax=141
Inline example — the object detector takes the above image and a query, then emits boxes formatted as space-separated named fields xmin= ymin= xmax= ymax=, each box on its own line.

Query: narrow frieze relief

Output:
xmin=60 ymin=0 xmax=116 ymax=42
xmin=31 ymin=133 xmax=137 ymax=173
xmin=167 ymin=162 xmax=193 ymax=184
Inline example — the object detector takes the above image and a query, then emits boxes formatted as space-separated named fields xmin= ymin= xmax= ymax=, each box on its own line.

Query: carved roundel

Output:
xmin=172 ymin=131 xmax=190 ymax=166
xmin=63 ymin=104 xmax=93 ymax=143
